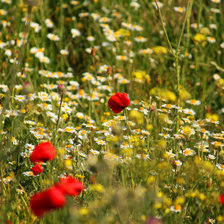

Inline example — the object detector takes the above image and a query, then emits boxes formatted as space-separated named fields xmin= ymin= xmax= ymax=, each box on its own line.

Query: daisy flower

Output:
xmin=183 ymin=108 xmax=196 ymax=116
xmin=182 ymin=148 xmax=195 ymax=156
xmin=186 ymin=99 xmax=201 ymax=106
xmin=71 ymin=28 xmax=81 ymax=38
xmin=45 ymin=18 xmax=54 ymax=28
xmin=134 ymin=36 xmax=147 ymax=42
xmin=116 ymin=55 xmax=128 ymax=61
xmin=60 ymin=49 xmax=69 ymax=55
xmin=207 ymin=36 xmax=216 ymax=43
xmin=130 ymin=1 xmax=140 ymax=9
xmin=170 ymin=205 xmax=182 ymax=212
xmin=210 ymin=8 xmax=220 ymax=13
xmin=47 ymin=33 xmax=60 ymax=41
xmin=211 ymin=0 xmax=221 ymax=3
xmin=174 ymin=7 xmax=186 ymax=13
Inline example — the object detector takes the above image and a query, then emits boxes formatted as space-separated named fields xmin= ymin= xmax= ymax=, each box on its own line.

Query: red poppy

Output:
xmin=30 ymin=142 xmax=56 ymax=163
xmin=6 ymin=220 xmax=12 ymax=224
xmin=31 ymin=163 xmax=43 ymax=175
xmin=220 ymin=194 xmax=224 ymax=205
xmin=30 ymin=186 xmax=66 ymax=217
xmin=108 ymin=92 xmax=130 ymax=113
xmin=56 ymin=176 xmax=84 ymax=196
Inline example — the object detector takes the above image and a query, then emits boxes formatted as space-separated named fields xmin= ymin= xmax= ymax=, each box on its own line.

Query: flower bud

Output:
xmin=107 ymin=66 xmax=112 ymax=75
xmin=22 ymin=81 xmax=34 ymax=94
xmin=57 ymin=84 xmax=66 ymax=96
xmin=91 ymin=47 xmax=96 ymax=57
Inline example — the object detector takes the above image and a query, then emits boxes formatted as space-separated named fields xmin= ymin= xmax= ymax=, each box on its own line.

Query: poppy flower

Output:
xmin=108 ymin=92 xmax=130 ymax=113
xmin=30 ymin=186 xmax=66 ymax=217
xmin=56 ymin=176 xmax=84 ymax=196
xmin=6 ymin=221 xmax=12 ymax=224
xmin=31 ymin=164 xmax=43 ymax=175
xmin=29 ymin=142 xmax=56 ymax=163
xmin=220 ymin=194 xmax=224 ymax=205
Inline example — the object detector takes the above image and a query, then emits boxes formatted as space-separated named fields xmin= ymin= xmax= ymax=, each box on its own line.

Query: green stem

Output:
xmin=155 ymin=0 xmax=193 ymax=133
xmin=124 ymin=109 xmax=131 ymax=133
xmin=176 ymin=0 xmax=193 ymax=132
xmin=197 ymin=0 xmax=203 ymax=32
xmin=59 ymin=0 xmax=64 ymax=70
xmin=182 ymin=0 xmax=194 ymax=85
xmin=154 ymin=0 xmax=175 ymax=56
xmin=56 ymin=94 xmax=63 ymax=132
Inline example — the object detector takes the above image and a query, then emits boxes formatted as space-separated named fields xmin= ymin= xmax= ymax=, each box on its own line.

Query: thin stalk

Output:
xmin=182 ymin=0 xmax=194 ymax=85
xmin=154 ymin=0 xmax=193 ymax=133
xmin=197 ymin=0 xmax=203 ymax=32
xmin=124 ymin=109 xmax=131 ymax=133
xmin=175 ymin=0 xmax=193 ymax=132
xmin=59 ymin=0 xmax=64 ymax=70
xmin=55 ymin=94 xmax=63 ymax=132
xmin=154 ymin=0 xmax=175 ymax=56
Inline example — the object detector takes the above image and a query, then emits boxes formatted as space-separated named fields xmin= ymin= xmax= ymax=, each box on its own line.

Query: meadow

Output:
xmin=0 ymin=0 xmax=224 ymax=223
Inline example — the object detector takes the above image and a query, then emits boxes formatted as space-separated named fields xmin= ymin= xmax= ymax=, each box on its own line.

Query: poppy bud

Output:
xmin=108 ymin=92 xmax=130 ymax=113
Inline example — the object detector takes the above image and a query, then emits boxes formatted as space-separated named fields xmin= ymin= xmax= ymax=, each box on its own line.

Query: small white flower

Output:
xmin=134 ymin=36 xmax=147 ymax=42
xmin=2 ymin=0 xmax=12 ymax=4
xmin=186 ymin=99 xmax=201 ymax=106
xmin=208 ymin=154 xmax=216 ymax=160
xmin=130 ymin=2 xmax=140 ymax=9
xmin=207 ymin=36 xmax=216 ymax=43
xmin=31 ymin=22 xmax=41 ymax=33
xmin=71 ymin=28 xmax=81 ymax=38
xmin=47 ymin=33 xmax=60 ymax=41
xmin=16 ymin=189 xmax=24 ymax=194
xmin=174 ymin=7 xmax=186 ymax=13
xmin=45 ymin=19 xmax=54 ymax=28
xmin=87 ymin=36 xmax=95 ymax=42
xmin=152 ymin=1 xmax=164 ymax=9
xmin=210 ymin=8 xmax=220 ymax=13
xmin=39 ymin=56 xmax=50 ymax=64
xmin=60 ymin=49 xmax=69 ymax=55
xmin=209 ymin=24 xmax=217 ymax=29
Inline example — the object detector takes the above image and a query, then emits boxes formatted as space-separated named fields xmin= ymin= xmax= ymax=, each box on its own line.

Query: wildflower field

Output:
xmin=0 ymin=0 xmax=224 ymax=223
